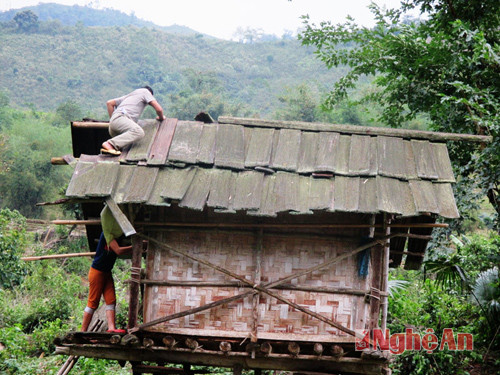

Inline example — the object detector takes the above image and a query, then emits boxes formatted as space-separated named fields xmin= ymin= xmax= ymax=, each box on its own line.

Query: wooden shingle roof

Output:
xmin=66 ymin=117 xmax=459 ymax=219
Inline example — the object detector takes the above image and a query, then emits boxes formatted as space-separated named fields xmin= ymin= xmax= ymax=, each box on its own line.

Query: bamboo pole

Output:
xmin=22 ymin=252 xmax=95 ymax=261
xmin=251 ymin=229 xmax=263 ymax=343
xmin=219 ymin=116 xmax=493 ymax=143
xmin=50 ymin=219 xmax=449 ymax=229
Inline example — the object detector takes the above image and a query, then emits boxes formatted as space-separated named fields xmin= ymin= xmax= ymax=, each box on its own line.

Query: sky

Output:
xmin=0 ymin=0 xmax=416 ymax=40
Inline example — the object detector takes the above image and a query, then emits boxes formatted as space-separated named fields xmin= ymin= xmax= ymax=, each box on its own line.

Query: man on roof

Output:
xmin=101 ymin=86 xmax=166 ymax=156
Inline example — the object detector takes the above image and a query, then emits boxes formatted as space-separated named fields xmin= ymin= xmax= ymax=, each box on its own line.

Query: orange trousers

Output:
xmin=87 ymin=267 xmax=116 ymax=310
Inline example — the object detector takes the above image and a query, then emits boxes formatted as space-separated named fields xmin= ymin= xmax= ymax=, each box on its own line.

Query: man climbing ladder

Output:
xmin=101 ymin=86 xmax=166 ymax=156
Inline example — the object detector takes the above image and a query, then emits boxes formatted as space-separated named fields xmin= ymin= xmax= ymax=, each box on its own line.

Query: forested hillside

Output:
xmin=0 ymin=10 xmax=344 ymax=120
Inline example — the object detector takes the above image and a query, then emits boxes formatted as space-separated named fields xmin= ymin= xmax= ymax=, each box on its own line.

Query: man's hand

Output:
xmin=156 ymin=115 xmax=166 ymax=121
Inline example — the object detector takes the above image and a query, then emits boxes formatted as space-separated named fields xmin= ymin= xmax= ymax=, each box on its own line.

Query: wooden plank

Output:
xmin=245 ymin=128 xmax=274 ymax=168
xmin=376 ymin=176 xmax=403 ymax=215
xmin=85 ymin=162 xmax=120 ymax=197
xmin=233 ymin=171 xmax=264 ymax=211
xmin=215 ymin=124 xmax=245 ymax=169
xmin=297 ymin=131 xmax=319 ymax=174
xmin=349 ymin=135 xmax=377 ymax=175
xmin=66 ymin=162 xmax=94 ymax=198
xmin=409 ymin=180 xmax=440 ymax=214
xmin=411 ymin=140 xmax=439 ymax=180
xmin=403 ymin=140 xmax=418 ymax=179
xmin=251 ymin=174 xmax=277 ymax=217
xmin=148 ymin=118 xmax=178 ymax=165
xmin=399 ymin=181 xmax=417 ymax=217
xmin=433 ymin=183 xmax=459 ymax=218
xmin=358 ymin=177 xmax=378 ymax=213
xmin=219 ymin=116 xmax=492 ymax=143
xmin=295 ymin=176 xmax=313 ymax=214
xmin=377 ymin=136 xmax=407 ymax=179
xmin=308 ymin=177 xmax=334 ymax=210
xmin=332 ymin=176 xmax=359 ymax=212
xmin=315 ymin=132 xmax=340 ymax=172
xmin=104 ymin=197 xmax=136 ymax=237
xmin=126 ymin=121 xmax=158 ymax=162
xmin=112 ymin=165 xmax=136 ymax=204
xmin=179 ymin=168 xmax=211 ymax=210
xmin=270 ymin=129 xmax=301 ymax=171
xmin=128 ymin=236 xmax=142 ymax=328
xmin=147 ymin=168 xmax=172 ymax=206
xmin=334 ymin=135 xmax=351 ymax=175
xmin=122 ymin=166 xmax=159 ymax=203
xmin=273 ymin=172 xmax=300 ymax=213
xmin=160 ymin=167 xmax=197 ymax=201
xmin=196 ymin=124 xmax=217 ymax=165
xmin=167 ymin=121 xmax=203 ymax=164
xmin=431 ymin=143 xmax=456 ymax=182
xmin=207 ymin=169 xmax=235 ymax=209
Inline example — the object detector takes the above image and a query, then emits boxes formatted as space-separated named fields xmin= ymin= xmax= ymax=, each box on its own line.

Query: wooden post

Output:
xmin=128 ymin=235 xmax=142 ymax=329
xmin=251 ymin=229 xmax=263 ymax=343
xmin=369 ymin=215 xmax=382 ymax=332
xmin=381 ymin=215 xmax=391 ymax=333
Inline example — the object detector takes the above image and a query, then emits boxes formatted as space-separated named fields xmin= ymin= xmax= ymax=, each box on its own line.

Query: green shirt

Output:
xmin=100 ymin=205 xmax=123 ymax=246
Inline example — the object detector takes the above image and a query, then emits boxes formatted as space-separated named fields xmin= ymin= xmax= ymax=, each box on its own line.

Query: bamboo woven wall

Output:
xmin=143 ymin=230 xmax=371 ymax=342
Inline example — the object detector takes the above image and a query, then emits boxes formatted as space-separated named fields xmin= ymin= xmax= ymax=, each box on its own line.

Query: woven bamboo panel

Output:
xmin=144 ymin=231 xmax=370 ymax=339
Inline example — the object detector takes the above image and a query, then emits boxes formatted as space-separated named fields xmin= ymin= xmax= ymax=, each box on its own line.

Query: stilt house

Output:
xmin=54 ymin=116 xmax=483 ymax=375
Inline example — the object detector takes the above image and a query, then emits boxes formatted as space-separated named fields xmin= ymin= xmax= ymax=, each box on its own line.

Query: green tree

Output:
xmin=55 ymin=100 xmax=83 ymax=126
xmin=299 ymin=0 xmax=500 ymax=230
xmin=13 ymin=10 xmax=39 ymax=33
xmin=0 ymin=209 xmax=27 ymax=289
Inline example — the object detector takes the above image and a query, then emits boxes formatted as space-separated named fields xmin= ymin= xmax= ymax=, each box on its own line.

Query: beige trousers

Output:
xmin=108 ymin=112 xmax=145 ymax=150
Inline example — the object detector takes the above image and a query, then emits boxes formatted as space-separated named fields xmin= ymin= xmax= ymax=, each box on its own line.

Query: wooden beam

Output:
xmin=139 ymin=280 xmax=388 ymax=296
xmin=380 ymin=215 xmax=391 ymax=333
xmin=72 ymin=121 xmax=109 ymax=128
xmin=105 ymin=197 xmax=136 ymax=237
xmin=218 ymin=116 xmax=493 ymax=143
xmin=128 ymin=236 xmax=143 ymax=329
xmin=58 ymin=344 xmax=387 ymax=374
xmin=50 ymin=219 xmax=449 ymax=229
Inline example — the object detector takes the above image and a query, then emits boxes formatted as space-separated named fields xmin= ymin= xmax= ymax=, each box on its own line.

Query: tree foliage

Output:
xmin=0 ymin=209 xmax=27 ymax=289
xmin=13 ymin=10 xmax=39 ymax=33
xmin=299 ymin=0 xmax=500 ymax=230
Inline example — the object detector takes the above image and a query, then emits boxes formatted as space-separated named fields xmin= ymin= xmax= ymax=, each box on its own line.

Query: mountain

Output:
xmin=0 ymin=3 xmax=202 ymax=36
